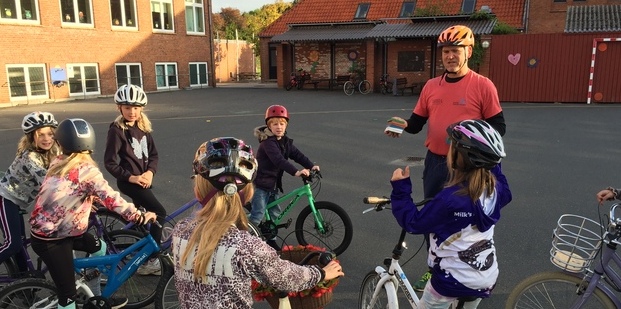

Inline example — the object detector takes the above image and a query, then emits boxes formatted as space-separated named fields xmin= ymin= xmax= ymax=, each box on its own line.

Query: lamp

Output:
xmin=481 ymin=40 xmax=490 ymax=49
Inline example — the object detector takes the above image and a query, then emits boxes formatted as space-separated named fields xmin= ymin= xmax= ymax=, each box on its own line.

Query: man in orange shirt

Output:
xmin=385 ymin=25 xmax=506 ymax=293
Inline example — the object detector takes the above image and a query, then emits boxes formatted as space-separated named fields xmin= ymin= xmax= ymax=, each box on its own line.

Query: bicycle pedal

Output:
xmin=276 ymin=218 xmax=293 ymax=229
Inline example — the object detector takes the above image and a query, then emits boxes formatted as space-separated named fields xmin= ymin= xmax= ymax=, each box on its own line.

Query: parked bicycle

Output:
xmin=285 ymin=69 xmax=309 ymax=91
xmin=344 ymin=75 xmax=371 ymax=96
xmin=358 ymin=196 xmax=436 ymax=309
xmin=505 ymin=202 xmax=621 ymax=308
xmin=0 ymin=211 xmax=170 ymax=309
xmin=379 ymin=73 xmax=393 ymax=95
xmin=250 ymin=170 xmax=353 ymax=256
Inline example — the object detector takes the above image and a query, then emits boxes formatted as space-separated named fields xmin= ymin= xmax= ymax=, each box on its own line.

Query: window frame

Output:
xmin=6 ymin=64 xmax=48 ymax=100
xmin=60 ymin=0 xmax=94 ymax=27
xmin=0 ymin=0 xmax=40 ymax=24
xmin=115 ymin=63 xmax=143 ymax=89
xmin=461 ymin=0 xmax=476 ymax=14
xmin=67 ymin=63 xmax=101 ymax=96
xmin=151 ymin=0 xmax=174 ymax=32
xmin=185 ymin=0 xmax=205 ymax=35
xmin=155 ymin=62 xmax=179 ymax=89
xmin=354 ymin=3 xmax=371 ymax=19
xmin=399 ymin=1 xmax=416 ymax=18
xmin=189 ymin=62 xmax=209 ymax=87
xmin=110 ymin=0 xmax=138 ymax=29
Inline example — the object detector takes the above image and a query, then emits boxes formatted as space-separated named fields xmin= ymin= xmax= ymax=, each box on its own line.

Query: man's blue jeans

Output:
xmin=249 ymin=188 xmax=281 ymax=226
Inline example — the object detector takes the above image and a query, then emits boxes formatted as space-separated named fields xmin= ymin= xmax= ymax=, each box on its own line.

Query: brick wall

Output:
xmin=0 ymin=0 xmax=214 ymax=106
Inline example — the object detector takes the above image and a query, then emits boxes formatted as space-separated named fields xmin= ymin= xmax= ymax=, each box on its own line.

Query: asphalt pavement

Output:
xmin=1 ymin=82 xmax=620 ymax=308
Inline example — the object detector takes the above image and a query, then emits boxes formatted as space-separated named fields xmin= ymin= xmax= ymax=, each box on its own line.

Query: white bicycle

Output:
xmin=358 ymin=196 xmax=478 ymax=309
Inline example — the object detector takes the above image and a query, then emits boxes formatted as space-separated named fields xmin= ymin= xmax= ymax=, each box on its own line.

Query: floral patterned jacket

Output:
xmin=30 ymin=159 xmax=141 ymax=239
xmin=0 ymin=150 xmax=50 ymax=209
xmin=172 ymin=220 xmax=323 ymax=309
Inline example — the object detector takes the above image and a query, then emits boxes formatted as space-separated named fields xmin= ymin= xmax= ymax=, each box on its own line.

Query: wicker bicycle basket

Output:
xmin=264 ymin=249 xmax=335 ymax=309
xmin=550 ymin=214 xmax=603 ymax=273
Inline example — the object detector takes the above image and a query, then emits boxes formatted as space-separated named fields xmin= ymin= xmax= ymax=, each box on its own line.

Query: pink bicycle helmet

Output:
xmin=447 ymin=119 xmax=505 ymax=170
xmin=265 ymin=105 xmax=289 ymax=123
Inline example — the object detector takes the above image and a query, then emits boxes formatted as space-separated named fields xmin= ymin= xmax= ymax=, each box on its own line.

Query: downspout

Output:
xmin=523 ymin=0 xmax=530 ymax=33
xmin=207 ymin=0 xmax=216 ymax=87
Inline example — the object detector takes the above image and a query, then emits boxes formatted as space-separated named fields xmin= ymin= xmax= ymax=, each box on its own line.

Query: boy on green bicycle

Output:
xmin=249 ymin=105 xmax=320 ymax=250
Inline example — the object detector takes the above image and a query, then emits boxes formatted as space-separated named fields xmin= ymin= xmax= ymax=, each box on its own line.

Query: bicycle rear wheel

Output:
xmin=106 ymin=230 xmax=163 ymax=309
xmin=154 ymin=266 xmax=177 ymax=309
xmin=0 ymin=258 xmax=19 ymax=286
xmin=359 ymin=271 xmax=391 ymax=309
xmin=505 ymin=271 xmax=614 ymax=309
xmin=359 ymin=80 xmax=371 ymax=94
xmin=344 ymin=81 xmax=355 ymax=96
xmin=294 ymin=201 xmax=353 ymax=256
xmin=0 ymin=278 xmax=57 ymax=308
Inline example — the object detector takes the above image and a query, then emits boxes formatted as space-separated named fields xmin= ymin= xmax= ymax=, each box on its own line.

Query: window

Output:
xmin=6 ymin=64 xmax=47 ymax=100
xmin=189 ymin=62 xmax=209 ymax=87
xmin=155 ymin=62 xmax=178 ymax=89
xmin=185 ymin=0 xmax=204 ymax=34
xmin=60 ymin=0 xmax=93 ymax=25
xmin=115 ymin=63 xmax=143 ymax=88
xmin=354 ymin=3 xmax=370 ymax=19
xmin=397 ymin=51 xmax=425 ymax=72
xmin=553 ymin=0 xmax=566 ymax=2
xmin=399 ymin=1 xmax=416 ymax=17
xmin=1 ymin=0 xmax=39 ymax=23
xmin=461 ymin=0 xmax=476 ymax=13
xmin=152 ymin=0 xmax=173 ymax=31
xmin=67 ymin=63 xmax=100 ymax=96
xmin=110 ymin=0 xmax=137 ymax=28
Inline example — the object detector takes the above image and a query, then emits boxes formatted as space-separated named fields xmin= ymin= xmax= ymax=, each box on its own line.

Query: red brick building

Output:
xmin=0 ymin=0 xmax=215 ymax=107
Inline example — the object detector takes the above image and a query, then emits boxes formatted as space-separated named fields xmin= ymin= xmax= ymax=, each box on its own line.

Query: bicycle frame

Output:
xmin=264 ymin=182 xmax=327 ymax=233
xmin=567 ymin=244 xmax=621 ymax=308
xmin=73 ymin=234 xmax=161 ymax=298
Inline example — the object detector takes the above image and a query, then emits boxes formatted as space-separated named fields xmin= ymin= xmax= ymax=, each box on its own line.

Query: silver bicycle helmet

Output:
xmin=448 ymin=119 xmax=505 ymax=170
xmin=22 ymin=112 xmax=58 ymax=134
xmin=114 ymin=84 xmax=148 ymax=106
xmin=54 ymin=118 xmax=96 ymax=154
xmin=192 ymin=137 xmax=257 ymax=194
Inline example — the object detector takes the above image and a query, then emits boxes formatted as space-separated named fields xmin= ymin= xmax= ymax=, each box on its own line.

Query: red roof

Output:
xmin=261 ymin=0 xmax=526 ymax=37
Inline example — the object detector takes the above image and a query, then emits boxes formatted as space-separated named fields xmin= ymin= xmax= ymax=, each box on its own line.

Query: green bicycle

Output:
xmin=250 ymin=170 xmax=353 ymax=256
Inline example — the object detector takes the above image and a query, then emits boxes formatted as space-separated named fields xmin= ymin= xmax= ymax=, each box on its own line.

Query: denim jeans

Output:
xmin=419 ymin=282 xmax=482 ymax=309
xmin=249 ymin=188 xmax=281 ymax=226
xmin=422 ymin=150 xmax=449 ymax=199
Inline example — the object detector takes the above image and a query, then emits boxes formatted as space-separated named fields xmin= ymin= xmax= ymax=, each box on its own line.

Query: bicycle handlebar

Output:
xmin=302 ymin=169 xmax=322 ymax=183
xmin=362 ymin=196 xmax=432 ymax=214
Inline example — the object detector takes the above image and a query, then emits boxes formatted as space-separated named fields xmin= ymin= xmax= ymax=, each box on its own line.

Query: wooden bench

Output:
xmin=331 ymin=75 xmax=351 ymax=90
xmin=395 ymin=77 xmax=424 ymax=96
xmin=306 ymin=77 xmax=332 ymax=90
xmin=238 ymin=72 xmax=259 ymax=80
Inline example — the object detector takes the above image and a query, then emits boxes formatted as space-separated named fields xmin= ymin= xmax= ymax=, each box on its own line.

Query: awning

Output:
xmin=270 ymin=24 xmax=375 ymax=42
xmin=366 ymin=19 xmax=497 ymax=39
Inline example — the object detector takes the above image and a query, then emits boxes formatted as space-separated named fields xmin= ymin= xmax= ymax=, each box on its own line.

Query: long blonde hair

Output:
xmin=47 ymin=153 xmax=97 ymax=177
xmin=16 ymin=130 xmax=61 ymax=167
xmin=446 ymin=142 xmax=496 ymax=201
xmin=113 ymin=112 xmax=153 ymax=133
xmin=180 ymin=176 xmax=255 ymax=282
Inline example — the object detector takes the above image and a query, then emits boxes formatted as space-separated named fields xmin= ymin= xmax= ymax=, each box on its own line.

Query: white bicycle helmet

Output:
xmin=114 ymin=84 xmax=148 ymax=106
xmin=22 ymin=112 xmax=58 ymax=134
xmin=447 ymin=119 xmax=505 ymax=170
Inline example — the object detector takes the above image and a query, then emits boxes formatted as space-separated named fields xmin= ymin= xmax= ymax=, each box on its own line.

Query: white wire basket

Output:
xmin=550 ymin=214 xmax=603 ymax=273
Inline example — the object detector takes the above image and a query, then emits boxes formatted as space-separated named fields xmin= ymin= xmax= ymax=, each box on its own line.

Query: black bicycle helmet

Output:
xmin=192 ymin=137 xmax=257 ymax=194
xmin=22 ymin=112 xmax=58 ymax=134
xmin=447 ymin=119 xmax=505 ymax=170
xmin=55 ymin=118 xmax=96 ymax=154
xmin=114 ymin=84 xmax=148 ymax=106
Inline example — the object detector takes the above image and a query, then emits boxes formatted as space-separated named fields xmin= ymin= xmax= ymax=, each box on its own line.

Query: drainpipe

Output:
xmin=207 ymin=0 xmax=216 ymax=87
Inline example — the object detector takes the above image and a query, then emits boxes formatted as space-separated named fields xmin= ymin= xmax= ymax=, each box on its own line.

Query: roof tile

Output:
xmin=565 ymin=4 xmax=621 ymax=33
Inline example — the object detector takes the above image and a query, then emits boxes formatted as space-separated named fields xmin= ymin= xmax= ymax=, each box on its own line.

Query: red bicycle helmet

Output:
xmin=265 ymin=105 xmax=289 ymax=123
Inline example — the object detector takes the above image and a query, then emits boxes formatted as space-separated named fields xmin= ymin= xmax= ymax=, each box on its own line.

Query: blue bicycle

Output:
xmin=0 ymin=219 xmax=171 ymax=308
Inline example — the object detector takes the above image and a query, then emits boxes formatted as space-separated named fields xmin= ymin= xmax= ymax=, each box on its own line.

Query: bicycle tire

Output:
xmin=344 ymin=81 xmax=355 ymax=96
xmin=380 ymin=84 xmax=388 ymax=95
xmin=95 ymin=208 xmax=145 ymax=234
xmin=285 ymin=82 xmax=293 ymax=91
xmin=505 ymin=271 xmax=615 ymax=309
xmin=359 ymin=80 xmax=371 ymax=94
xmin=105 ymin=229 xmax=162 ymax=309
xmin=0 ymin=258 xmax=19 ymax=284
xmin=154 ymin=265 xmax=177 ymax=309
xmin=359 ymin=271 xmax=393 ymax=309
xmin=0 ymin=277 xmax=57 ymax=308
xmin=294 ymin=201 xmax=353 ymax=256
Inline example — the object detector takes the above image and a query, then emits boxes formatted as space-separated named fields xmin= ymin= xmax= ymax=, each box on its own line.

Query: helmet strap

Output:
xmin=199 ymin=189 xmax=218 ymax=207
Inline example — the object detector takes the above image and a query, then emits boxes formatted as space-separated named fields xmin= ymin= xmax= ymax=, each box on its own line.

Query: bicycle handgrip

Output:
xmin=364 ymin=197 xmax=391 ymax=204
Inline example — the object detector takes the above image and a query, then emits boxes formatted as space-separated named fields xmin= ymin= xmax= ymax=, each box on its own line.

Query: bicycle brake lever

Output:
xmin=362 ymin=207 xmax=376 ymax=214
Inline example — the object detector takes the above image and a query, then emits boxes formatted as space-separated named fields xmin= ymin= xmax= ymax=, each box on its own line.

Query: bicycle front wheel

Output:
xmin=359 ymin=271 xmax=392 ymax=309
xmin=0 ymin=278 xmax=57 ymax=308
xmin=154 ymin=265 xmax=178 ymax=309
xmin=359 ymin=80 xmax=371 ymax=94
xmin=294 ymin=201 xmax=353 ymax=255
xmin=344 ymin=81 xmax=355 ymax=96
xmin=505 ymin=271 xmax=615 ymax=309
xmin=106 ymin=230 xmax=162 ymax=309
